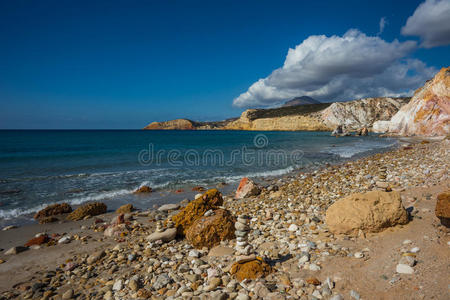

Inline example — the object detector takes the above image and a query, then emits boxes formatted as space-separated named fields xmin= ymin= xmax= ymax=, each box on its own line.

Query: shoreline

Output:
xmin=0 ymin=134 xmax=402 ymax=228
xmin=0 ymin=137 xmax=448 ymax=299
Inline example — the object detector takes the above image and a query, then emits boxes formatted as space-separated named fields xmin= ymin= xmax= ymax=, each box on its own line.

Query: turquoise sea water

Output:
xmin=0 ymin=130 xmax=398 ymax=225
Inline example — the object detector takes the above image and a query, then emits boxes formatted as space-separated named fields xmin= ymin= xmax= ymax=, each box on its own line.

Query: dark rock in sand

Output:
xmin=67 ymin=202 xmax=107 ymax=221
xmin=38 ymin=216 xmax=59 ymax=224
xmin=34 ymin=203 xmax=72 ymax=220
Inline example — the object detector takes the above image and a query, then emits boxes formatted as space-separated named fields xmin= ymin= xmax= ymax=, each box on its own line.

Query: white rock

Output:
xmin=189 ymin=249 xmax=200 ymax=258
xmin=410 ymin=247 xmax=420 ymax=253
xmin=2 ymin=225 xmax=17 ymax=231
xmin=58 ymin=236 xmax=71 ymax=244
xmin=308 ymin=263 xmax=321 ymax=271
xmin=354 ymin=252 xmax=364 ymax=258
xmin=147 ymin=228 xmax=177 ymax=243
xmin=112 ymin=279 xmax=123 ymax=291
xmin=396 ymin=264 xmax=414 ymax=274
xmin=158 ymin=203 xmax=180 ymax=212
xmin=402 ymin=239 xmax=412 ymax=245
xmin=288 ymin=224 xmax=298 ymax=232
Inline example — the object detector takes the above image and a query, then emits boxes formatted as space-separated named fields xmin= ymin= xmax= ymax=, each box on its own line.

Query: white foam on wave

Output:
xmin=323 ymin=139 xmax=398 ymax=158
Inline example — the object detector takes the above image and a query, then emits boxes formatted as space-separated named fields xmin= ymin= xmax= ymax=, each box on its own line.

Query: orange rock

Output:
xmin=306 ymin=277 xmax=321 ymax=285
xmin=171 ymin=189 xmax=223 ymax=235
xmin=25 ymin=235 xmax=50 ymax=247
xmin=134 ymin=186 xmax=152 ymax=193
xmin=435 ymin=191 xmax=450 ymax=227
xmin=230 ymin=258 xmax=272 ymax=282
xmin=325 ymin=191 xmax=408 ymax=235
xmin=174 ymin=189 xmax=184 ymax=194
xmin=185 ymin=209 xmax=235 ymax=249
xmin=192 ymin=186 xmax=206 ymax=192
xmin=235 ymin=177 xmax=261 ymax=199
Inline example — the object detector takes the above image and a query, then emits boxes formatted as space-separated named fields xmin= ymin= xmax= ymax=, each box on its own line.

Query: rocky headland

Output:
xmin=1 ymin=138 xmax=449 ymax=300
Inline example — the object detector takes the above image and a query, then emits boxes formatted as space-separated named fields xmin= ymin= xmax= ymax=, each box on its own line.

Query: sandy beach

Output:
xmin=0 ymin=138 xmax=449 ymax=300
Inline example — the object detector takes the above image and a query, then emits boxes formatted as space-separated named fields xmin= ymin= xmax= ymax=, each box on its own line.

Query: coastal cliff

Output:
xmin=144 ymin=98 xmax=408 ymax=131
xmin=373 ymin=67 xmax=450 ymax=136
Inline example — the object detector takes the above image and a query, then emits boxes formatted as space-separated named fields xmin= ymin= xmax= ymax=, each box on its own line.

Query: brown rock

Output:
xmin=435 ymin=191 xmax=450 ymax=227
xmin=185 ymin=209 xmax=235 ymax=249
xmin=38 ymin=216 xmax=59 ymax=224
xmin=306 ymin=277 xmax=321 ymax=286
xmin=325 ymin=191 xmax=408 ymax=235
xmin=235 ymin=177 xmax=261 ymax=199
xmin=116 ymin=204 xmax=133 ymax=214
xmin=25 ymin=235 xmax=50 ymax=247
xmin=171 ymin=189 xmax=223 ymax=235
xmin=230 ymin=258 xmax=272 ymax=282
xmin=134 ymin=186 xmax=152 ymax=193
xmin=192 ymin=186 xmax=206 ymax=192
xmin=67 ymin=202 xmax=107 ymax=221
xmin=34 ymin=203 xmax=72 ymax=220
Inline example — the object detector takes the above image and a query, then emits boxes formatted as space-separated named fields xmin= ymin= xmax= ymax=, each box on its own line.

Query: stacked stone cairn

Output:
xmin=235 ymin=215 xmax=254 ymax=256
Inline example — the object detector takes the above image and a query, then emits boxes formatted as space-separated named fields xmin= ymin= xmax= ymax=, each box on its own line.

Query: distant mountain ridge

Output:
xmin=282 ymin=96 xmax=320 ymax=107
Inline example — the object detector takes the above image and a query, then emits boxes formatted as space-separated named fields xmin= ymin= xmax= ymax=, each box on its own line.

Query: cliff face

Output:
xmin=144 ymin=98 xmax=409 ymax=132
xmin=321 ymin=97 xmax=410 ymax=131
xmin=373 ymin=67 xmax=450 ymax=136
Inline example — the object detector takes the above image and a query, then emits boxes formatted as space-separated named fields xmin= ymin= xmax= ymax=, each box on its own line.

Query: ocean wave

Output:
xmin=322 ymin=139 xmax=398 ymax=158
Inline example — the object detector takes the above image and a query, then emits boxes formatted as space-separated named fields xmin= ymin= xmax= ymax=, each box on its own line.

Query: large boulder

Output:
xmin=171 ymin=189 xmax=223 ymax=235
xmin=230 ymin=258 xmax=272 ymax=282
xmin=67 ymin=202 xmax=107 ymax=221
xmin=435 ymin=191 xmax=450 ymax=227
xmin=185 ymin=209 xmax=235 ymax=249
xmin=34 ymin=203 xmax=72 ymax=220
xmin=134 ymin=186 xmax=152 ymax=194
xmin=116 ymin=204 xmax=134 ymax=214
xmin=374 ymin=67 xmax=450 ymax=136
xmin=147 ymin=228 xmax=177 ymax=243
xmin=235 ymin=178 xmax=261 ymax=199
xmin=325 ymin=191 xmax=408 ymax=235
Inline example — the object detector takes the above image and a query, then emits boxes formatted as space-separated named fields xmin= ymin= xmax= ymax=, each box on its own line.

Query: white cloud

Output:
xmin=401 ymin=0 xmax=450 ymax=48
xmin=378 ymin=17 xmax=387 ymax=35
xmin=233 ymin=29 xmax=437 ymax=108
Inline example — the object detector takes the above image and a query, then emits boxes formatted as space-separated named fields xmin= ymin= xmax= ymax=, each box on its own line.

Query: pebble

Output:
xmin=354 ymin=252 xmax=364 ymax=258
xmin=410 ymin=247 xmax=420 ymax=253
xmin=112 ymin=279 xmax=123 ymax=291
xmin=396 ymin=263 xmax=414 ymax=274
xmin=62 ymin=289 xmax=74 ymax=299
xmin=350 ymin=290 xmax=361 ymax=300
xmin=58 ymin=236 xmax=71 ymax=244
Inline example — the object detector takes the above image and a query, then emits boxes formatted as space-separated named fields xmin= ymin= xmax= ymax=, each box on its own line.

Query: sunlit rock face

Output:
xmin=376 ymin=67 xmax=450 ymax=136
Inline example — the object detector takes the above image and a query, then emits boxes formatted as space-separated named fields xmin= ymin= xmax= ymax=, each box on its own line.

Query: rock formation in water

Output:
xmin=373 ymin=67 xmax=449 ymax=136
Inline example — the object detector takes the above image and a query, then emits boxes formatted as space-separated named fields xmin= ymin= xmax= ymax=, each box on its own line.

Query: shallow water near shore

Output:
xmin=0 ymin=130 xmax=398 ymax=225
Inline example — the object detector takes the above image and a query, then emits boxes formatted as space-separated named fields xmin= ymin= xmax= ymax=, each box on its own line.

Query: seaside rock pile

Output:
xmin=325 ymin=191 xmax=409 ymax=235
xmin=134 ymin=185 xmax=152 ymax=193
xmin=235 ymin=177 xmax=261 ymax=199
xmin=234 ymin=215 xmax=254 ymax=255
xmin=66 ymin=202 xmax=107 ymax=221
xmin=185 ymin=208 xmax=235 ymax=249
xmin=435 ymin=191 xmax=450 ymax=227
xmin=171 ymin=188 xmax=223 ymax=235
xmin=147 ymin=220 xmax=177 ymax=242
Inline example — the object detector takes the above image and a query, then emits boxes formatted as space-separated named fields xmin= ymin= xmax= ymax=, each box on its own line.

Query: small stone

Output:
xmin=350 ymin=290 xmax=361 ymax=300
xmin=189 ymin=249 xmax=200 ymax=257
xmin=288 ymin=224 xmax=298 ymax=231
xmin=330 ymin=295 xmax=344 ymax=300
xmin=87 ymin=250 xmax=105 ymax=265
xmin=5 ymin=246 xmax=28 ymax=255
xmin=2 ymin=225 xmax=17 ymax=231
xmin=399 ymin=256 xmax=416 ymax=267
xmin=354 ymin=252 xmax=364 ymax=258
xmin=147 ymin=228 xmax=177 ymax=243
xmin=158 ymin=203 xmax=180 ymax=212
xmin=58 ymin=236 xmax=71 ymax=244
xmin=410 ymin=247 xmax=420 ymax=253
xmin=396 ymin=263 xmax=414 ymax=274
xmin=112 ymin=279 xmax=123 ymax=291
xmin=62 ymin=289 xmax=74 ymax=299
xmin=308 ymin=263 xmax=321 ymax=271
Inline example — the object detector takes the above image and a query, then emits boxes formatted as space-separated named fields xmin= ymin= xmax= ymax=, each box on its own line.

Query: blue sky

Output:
xmin=0 ymin=0 xmax=449 ymax=129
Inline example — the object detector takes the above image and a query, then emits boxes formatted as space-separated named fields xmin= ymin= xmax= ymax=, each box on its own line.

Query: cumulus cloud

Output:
xmin=401 ymin=0 xmax=450 ymax=48
xmin=233 ymin=29 xmax=437 ymax=108
xmin=378 ymin=17 xmax=387 ymax=35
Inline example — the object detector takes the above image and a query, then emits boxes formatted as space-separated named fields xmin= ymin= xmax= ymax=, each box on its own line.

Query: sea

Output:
xmin=0 ymin=130 xmax=399 ymax=226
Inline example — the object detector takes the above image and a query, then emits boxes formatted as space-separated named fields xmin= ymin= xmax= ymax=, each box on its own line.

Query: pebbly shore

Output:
xmin=0 ymin=138 xmax=449 ymax=300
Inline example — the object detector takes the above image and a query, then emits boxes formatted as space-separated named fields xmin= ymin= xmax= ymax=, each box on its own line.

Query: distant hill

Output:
xmin=282 ymin=96 xmax=320 ymax=107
